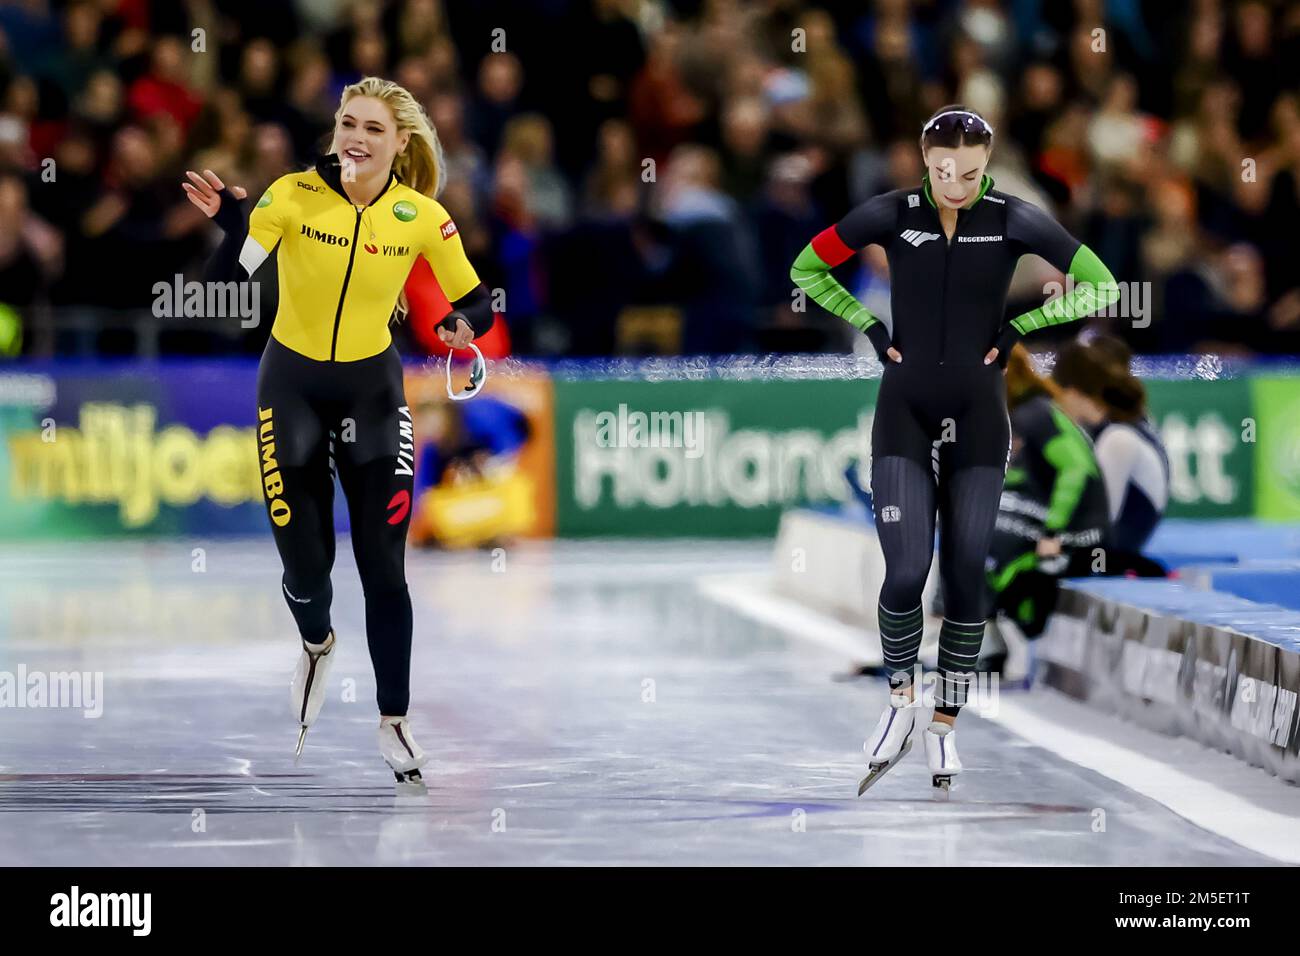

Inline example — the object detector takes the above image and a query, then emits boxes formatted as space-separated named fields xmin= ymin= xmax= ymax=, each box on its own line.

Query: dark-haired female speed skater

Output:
xmin=791 ymin=105 xmax=1120 ymax=792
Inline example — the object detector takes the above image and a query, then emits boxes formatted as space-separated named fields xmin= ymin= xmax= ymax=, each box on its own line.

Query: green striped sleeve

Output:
xmin=790 ymin=243 xmax=879 ymax=332
xmin=1011 ymin=244 xmax=1120 ymax=336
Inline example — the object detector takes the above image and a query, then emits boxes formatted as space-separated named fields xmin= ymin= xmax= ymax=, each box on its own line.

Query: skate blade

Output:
xmin=294 ymin=725 xmax=308 ymax=764
xmin=393 ymin=768 xmax=427 ymax=794
xmin=857 ymin=739 xmax=912 ymax=795
xmin=931 ymin=774 xmax=953 ymax=798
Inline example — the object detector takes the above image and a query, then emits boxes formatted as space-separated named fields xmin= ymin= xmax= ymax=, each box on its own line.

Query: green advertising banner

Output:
xmin=1145 ymin=377 xmax=1253 ymax=519
xmin=554 ymin=378 xmax=879 ymax=536
xmin=554 ymin=374 xmax=1255 ymax=537
xmin=1251 ymin=376 xmax=1300 ymax=520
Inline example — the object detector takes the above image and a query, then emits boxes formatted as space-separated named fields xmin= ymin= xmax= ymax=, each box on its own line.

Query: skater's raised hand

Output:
xmin=182 ymin=168 xmax=247 ymax=219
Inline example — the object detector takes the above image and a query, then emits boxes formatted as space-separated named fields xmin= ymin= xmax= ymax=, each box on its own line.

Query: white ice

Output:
xmin=0 ymin=540 xmax=1282 ymax=865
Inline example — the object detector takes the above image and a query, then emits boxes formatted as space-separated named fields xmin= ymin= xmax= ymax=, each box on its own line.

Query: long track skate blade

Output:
xmin=294 ymin=725 xmax=308 ymax=763
xmin=857 ymin=739 xmax=912 ymax=795
xmin=393 ymin=767 xmax=427 ymax=795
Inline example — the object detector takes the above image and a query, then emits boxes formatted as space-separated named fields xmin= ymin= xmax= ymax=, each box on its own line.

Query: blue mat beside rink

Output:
xmin=1177 ymin=561 xmax=1300 ymax=614
xmin=794 ymin=508 xmax=1300 ymax=614
xmin=801 ymin=512 xmax=1300 ymax=565
xmin=1143 ymin=519 xmax=1300 ymax=612
xmin=803 ymin=511 xmax=1300 ymax=564
xmin=1146 ymin=519 xmax=1300 ymax=567
xmin=1062 ymin=577 xmax=1300 ymax=654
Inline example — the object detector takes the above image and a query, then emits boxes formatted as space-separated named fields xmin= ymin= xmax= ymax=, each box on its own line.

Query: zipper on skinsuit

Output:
xmin=325 ymin=170 xmax=395 ymax=362
xmin=329 ymin=208 xmax=364 ymax=362
xmin=938 ymin=206 xmax=974 ymax=366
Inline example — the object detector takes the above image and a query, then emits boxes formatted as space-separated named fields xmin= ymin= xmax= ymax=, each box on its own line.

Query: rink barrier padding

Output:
xmin=1040 ymin=578 xmax=1300 ymax=783
xmin=771 ymin=507 xmax=937 ymax=651
xmin=770 ymin=501 xmax=1300 ymax=781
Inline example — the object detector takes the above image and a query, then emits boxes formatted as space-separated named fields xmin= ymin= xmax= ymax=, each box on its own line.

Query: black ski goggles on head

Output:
xmin=922 ymin=111 xmax=993 ymax=143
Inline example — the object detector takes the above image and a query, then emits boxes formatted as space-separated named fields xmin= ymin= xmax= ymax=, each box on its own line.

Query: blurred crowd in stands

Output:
xmin=0 ymin=0 xmax=1297 ymax=359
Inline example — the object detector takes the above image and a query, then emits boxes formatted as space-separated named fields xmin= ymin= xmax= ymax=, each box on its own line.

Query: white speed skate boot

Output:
xmin=858 ymin=688 xmax=917 ymax=795
xmin=925 ymin=720 xmax=962 ymax=794
xmin=378 ymin=716 xmax=429 ymax=786
xmin=291 ymin=630 xmax=336 ymax=760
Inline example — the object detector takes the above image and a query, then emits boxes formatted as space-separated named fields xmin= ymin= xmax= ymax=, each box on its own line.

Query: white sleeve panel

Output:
xmin=1095 ymin=426 xmax=1141 ymax=523
xmin=238 ymin=235 xmax=270 ymax=277
xmin=1096 ymin=425 xmax=1169 ymax=521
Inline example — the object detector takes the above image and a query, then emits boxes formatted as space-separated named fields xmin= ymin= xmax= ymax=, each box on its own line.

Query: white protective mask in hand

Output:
xmin=445 ymin=342 xmax=487 ymax=402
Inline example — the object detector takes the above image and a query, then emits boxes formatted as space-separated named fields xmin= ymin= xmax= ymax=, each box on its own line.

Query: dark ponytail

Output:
xmin=1053 ymin=339 xmax=1148 ymax=423
xmin=1100 ymin=373 xmax=1147 ymax=423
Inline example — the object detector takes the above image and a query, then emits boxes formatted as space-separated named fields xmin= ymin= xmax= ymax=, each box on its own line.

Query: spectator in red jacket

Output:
xmin=126 ymin=36 xmax=201 ymax=135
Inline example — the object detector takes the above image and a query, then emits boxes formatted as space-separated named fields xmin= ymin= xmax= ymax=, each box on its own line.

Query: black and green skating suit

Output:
xmin=987 ymin=394 xmax=1111 ymax=637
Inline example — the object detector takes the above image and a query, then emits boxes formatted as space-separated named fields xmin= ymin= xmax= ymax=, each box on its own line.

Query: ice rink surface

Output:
xmin=0 ymin=539 xmax=1287 ymax=866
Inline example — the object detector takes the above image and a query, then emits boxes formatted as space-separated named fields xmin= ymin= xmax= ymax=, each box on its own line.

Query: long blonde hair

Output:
xmin=328 ymin=77 xmax=447 ymax=320
xmin=330 ymin=76 xmax=446 ymax=197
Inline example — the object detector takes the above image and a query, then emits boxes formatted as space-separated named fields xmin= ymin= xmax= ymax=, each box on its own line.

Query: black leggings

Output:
xmin=870 ymin=363 xmax=1010 ymax=712
xmin=256 ymin=335 xmax=415 ymax=716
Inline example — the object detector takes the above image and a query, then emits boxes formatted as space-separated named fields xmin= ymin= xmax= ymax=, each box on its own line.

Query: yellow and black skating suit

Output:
xmin=202 ymin=153 xmax=492 ymax=718
xmin=246 ymin=154 xmax=482 ymax=361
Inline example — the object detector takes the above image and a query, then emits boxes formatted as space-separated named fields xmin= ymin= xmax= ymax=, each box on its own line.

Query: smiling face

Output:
xmin=923 ymin=144 xmax=991 ymax=209
xmin=334 ymin=95 xmax=410 ymax=178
